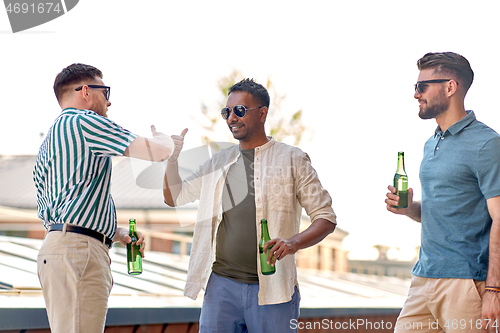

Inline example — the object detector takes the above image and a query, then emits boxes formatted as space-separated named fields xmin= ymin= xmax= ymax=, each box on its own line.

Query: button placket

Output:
xmin=434 ymin=134 xmax=444 ymax=153
xmin=254 ymin=149 xmax=261 ymax=204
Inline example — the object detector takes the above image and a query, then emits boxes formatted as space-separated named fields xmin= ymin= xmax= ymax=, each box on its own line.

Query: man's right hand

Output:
xmin=385 ymin=185 xmax=414 ymax=215
xmin=168 ymin=128 xmax=188 ymax=163
xmin=386 ymin=185 xmax=422 ymax=222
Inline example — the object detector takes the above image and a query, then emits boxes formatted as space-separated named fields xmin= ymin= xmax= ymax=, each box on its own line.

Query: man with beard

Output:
xmin=386 ymin=52 xmax=500 ymax=333
xmin=163 ymin=78 xmax=336 ymax=332
xmin=34 ymin=63 xmax=174 ymax=333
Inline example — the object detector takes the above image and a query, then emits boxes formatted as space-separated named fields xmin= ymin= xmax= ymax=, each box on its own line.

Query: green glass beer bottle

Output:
xmin=127 ymin=218 xmax=143 ymax=275
xmin=393 ymin=152 xmax=408 ymax=209
xmin=259 ymin=219 xmax=276 ymax=275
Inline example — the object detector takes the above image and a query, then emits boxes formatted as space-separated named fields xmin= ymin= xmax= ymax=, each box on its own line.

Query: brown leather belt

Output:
xmin=48 ymin=224 xmax=113 ymax=248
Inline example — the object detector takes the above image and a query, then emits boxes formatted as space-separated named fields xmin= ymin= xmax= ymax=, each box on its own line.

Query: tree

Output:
xmin=198 ymin=69 xmax=311 ymax=146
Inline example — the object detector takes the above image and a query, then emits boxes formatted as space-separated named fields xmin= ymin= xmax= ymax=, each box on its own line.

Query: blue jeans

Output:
xmin=199 ymin=272 xmax=300 ymax=333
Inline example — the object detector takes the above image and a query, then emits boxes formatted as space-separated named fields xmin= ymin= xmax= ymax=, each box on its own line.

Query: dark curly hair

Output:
xmin=228 ymin=78 xmax=270 ymax=108
xmin=53 ymin=63 xmax=103 ymax=102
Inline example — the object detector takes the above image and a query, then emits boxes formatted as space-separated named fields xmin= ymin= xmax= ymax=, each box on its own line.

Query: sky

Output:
xmin=1 ymin=1 xmax=500 ymax=259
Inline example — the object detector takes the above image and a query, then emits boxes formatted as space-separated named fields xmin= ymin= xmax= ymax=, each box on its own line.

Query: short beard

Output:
xmin=418 ymin=90 xmax=449 ymax=120
xmin=419 ymin=102 xmax=448 ymax=119
xmin=90 ymin=102 xmax=107 ymax=118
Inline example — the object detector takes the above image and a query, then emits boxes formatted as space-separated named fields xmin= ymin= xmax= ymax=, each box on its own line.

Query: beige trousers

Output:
xmin=37 ymin=230 xmax=113 ymax=333
xmin=395 ymin=275 xmax=485 ymax=333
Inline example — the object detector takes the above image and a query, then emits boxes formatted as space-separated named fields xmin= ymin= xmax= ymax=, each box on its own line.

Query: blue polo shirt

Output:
xmin=413 ymin=111 xmax=500 ymax=280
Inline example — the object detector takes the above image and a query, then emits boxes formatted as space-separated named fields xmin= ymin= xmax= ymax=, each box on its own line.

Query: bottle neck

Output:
xmin=261 ymin=222 xmax=270 ymax=239
xmin=129 ymin=222 xmax=137 ymax=233
xmin=396 ymin=154 xmax=406 ymax=174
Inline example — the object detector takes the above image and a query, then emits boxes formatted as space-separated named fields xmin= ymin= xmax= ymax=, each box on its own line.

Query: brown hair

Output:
xmin=417 ymin=52 xmax=474 ymax=93
xmin=53 ymin=63 xmax=103 ymax=102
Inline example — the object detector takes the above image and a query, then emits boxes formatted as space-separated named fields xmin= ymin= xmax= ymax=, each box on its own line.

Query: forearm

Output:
xmin=113 ymin=227 xmax=127 ymax=243
xmin=289 ymin=218 xmax=336 ymax=251
xmin=481 ymin=197 xmax=500 ymax=327
xmin=486 ymin=218 xmax=500 ymax=286
xmin=163 ymin=160 xmax=182 ymax=206
xmin=406 ymin=201 xmax=422 ymax=222
xmin=147 ymin=137 xmax=173 ymax=161
xmin=124 ymin=137 xmax=172 ymax=162
xmin=264 ymin=218 xmax=336 ymax=264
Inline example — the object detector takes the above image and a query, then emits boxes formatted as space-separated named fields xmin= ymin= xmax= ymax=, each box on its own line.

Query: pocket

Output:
xmin=37 ymin=254 xmax=63 ymax=288
xmin=73 ymin=236 xmax=91 ymax=281
xmin=469 ymin=279 xmax=484 ymax=302
xmin=266 ymin=177 xmax=295 ymax=212
xmin=204 ymin=272 xmax=215 ymax=296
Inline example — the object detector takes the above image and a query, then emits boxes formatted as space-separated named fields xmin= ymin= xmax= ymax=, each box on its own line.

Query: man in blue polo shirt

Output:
xmin=386 ymin=52 xmax=500 ymax=333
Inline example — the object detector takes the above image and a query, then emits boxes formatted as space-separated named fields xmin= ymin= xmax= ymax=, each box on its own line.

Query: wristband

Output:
xmin=485 ymin=289 xmax=500 ymax=294
xmin=484 ymin=287 xmax=500 ymax=293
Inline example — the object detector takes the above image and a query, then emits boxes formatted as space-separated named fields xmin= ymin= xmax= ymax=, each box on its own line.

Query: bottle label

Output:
xmin=397 ymin=178 xmax=404 ymax=191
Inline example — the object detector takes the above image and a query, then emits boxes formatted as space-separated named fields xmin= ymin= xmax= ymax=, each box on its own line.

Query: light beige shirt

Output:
xmin=176 ymin=137 xmax=336 ymax=305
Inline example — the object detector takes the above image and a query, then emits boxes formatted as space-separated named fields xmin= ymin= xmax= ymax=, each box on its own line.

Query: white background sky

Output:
xmin=1 ymin=1 xmax=500 ymax=258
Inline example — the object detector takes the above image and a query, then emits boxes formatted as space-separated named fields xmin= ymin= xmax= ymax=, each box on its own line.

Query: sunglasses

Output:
xmin=221 ymin=105 xmax=265 ymax=120
xmin=414 ymin=79 xmax=458 ymax=94
xmin=75 ymin=85 xmax=111 ymax=101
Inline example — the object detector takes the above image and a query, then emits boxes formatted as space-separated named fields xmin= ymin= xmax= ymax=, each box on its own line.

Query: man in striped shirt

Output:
xmin=33 ymin=63 xmax=173 ymax=333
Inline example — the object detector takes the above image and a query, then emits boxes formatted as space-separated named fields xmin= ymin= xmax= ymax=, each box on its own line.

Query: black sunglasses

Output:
xmin=414 ymin=79 xmax=458 ymax=94
xmin=221 ymin=105 xmax=265 ymax=120
xmin=75 ymin=85 xmax=111 ymax=101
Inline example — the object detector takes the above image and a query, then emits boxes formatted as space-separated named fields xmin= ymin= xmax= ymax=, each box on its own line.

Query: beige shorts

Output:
xmin=395 ymin=275 xmax=484 ymax=333
xmin=37 ymin=229 xmax=113 ymax=333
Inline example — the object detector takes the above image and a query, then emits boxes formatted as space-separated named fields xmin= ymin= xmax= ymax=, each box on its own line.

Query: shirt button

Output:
xmin=441 ymin=137 xmax=444 ymax=140
xmin=436 ymin=147 xmax=440 ymax=150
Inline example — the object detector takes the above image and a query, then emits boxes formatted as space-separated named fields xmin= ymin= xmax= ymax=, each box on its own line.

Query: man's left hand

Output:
xmin=114 ymin=227 xmax=146 ymax=258
xmin=482 ymin=292 xmax=500 ymax=333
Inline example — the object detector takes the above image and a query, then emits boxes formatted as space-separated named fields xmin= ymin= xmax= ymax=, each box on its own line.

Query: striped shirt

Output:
xmin=33 ymin=108 xmax=137 ymax=239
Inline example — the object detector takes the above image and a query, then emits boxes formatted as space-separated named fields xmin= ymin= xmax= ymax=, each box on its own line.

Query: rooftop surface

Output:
xmin=0 ymin=235 xmax=408 ymax=330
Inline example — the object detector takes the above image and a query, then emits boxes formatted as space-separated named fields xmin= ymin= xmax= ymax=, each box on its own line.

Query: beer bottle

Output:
xmin=127 ymin=218 xmax=143 ymax=275
xmin=259 ymin=219 xmax=276 ymax=275
xmin=393 ymin=152 xmax=408 ymax=208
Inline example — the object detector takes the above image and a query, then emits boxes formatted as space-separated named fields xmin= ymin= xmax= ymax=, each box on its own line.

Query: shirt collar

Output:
xmin=61 ymin=108 xmax=97 ymax=116
xmin=254 ymin=136 xmax=276 ymax=152
xmin=260 ymin=136 xmax=276 ymax=151
xmin=434 ymin=110 xmax=475 ymax=137
xmin=239 ymin=137 xmax=276 ymax=152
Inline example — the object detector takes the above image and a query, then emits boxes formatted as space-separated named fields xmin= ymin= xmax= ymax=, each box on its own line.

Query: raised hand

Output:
xmin=168 ymin=128 xmax=188 ymax=163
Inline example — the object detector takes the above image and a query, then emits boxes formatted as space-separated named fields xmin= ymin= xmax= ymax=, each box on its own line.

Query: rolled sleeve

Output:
xmin=297 ymin=153 xmax=337 ymax=225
